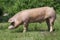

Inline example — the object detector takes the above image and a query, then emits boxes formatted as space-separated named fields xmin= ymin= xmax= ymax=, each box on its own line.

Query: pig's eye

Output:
xmin=11 ymin=22 xmax=15 ymax=26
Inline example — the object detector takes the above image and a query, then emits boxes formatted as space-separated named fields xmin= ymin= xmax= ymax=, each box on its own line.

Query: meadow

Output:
xmin=0 ymin=14 xmax=60 ymax=40
xmin=0 ymin=0 xmax=60 ymax=40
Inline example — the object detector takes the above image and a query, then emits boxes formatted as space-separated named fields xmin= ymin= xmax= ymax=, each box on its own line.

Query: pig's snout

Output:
xmin=8 ymin=25 xmax=15 ymax=30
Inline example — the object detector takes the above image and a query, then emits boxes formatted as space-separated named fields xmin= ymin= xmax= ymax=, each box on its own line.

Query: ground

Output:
xmin=0 ymin=14 xmax=60 ymax=40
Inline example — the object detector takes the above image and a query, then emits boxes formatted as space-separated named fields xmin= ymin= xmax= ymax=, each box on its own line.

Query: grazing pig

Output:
xmin=8 ymin=7 xmax=56 ymax=32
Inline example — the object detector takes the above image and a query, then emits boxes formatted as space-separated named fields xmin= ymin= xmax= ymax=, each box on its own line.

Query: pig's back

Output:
xmin=15 ymin=7 xmax=55 ymax=22
xmin=20 ymin=7 xmax=47 ymax=22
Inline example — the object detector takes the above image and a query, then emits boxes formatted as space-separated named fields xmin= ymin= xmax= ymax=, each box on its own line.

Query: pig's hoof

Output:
xmin=50 ymin=29 xmax=55 ymax=32
xmin=23 ymin=30 xmax=26 ymax=33
xmin=49 ymin=30 xmax=53 ymax=32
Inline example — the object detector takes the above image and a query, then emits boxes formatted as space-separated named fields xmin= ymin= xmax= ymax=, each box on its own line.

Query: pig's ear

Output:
xmin=8 ymin=19 xmax=14 ymax=23
xmin=14 ymin=19 xmax=17 ymax=22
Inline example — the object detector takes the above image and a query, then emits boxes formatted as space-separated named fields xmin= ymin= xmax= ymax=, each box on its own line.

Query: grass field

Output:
xmin=0 ymin=14 xmax=60 ymax=40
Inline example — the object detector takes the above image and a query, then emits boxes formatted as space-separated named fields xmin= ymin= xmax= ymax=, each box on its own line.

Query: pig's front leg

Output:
xmin=23 ymin=21 xmax=28 ymax=33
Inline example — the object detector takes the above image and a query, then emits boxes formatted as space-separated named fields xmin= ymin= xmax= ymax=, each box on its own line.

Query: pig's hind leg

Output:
xmin=46 ymin=17 xmax=55 ymax=32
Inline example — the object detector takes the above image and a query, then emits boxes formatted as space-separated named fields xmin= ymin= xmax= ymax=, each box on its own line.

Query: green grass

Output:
xmin=0 ymin=14 xmax=60 ymax=40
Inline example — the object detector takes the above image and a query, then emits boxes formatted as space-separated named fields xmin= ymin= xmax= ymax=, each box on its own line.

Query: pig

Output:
xmin=8 ymin=7 xmax=56 ymax=32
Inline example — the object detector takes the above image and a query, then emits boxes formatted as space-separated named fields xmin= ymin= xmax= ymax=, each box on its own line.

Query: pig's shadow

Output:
xmin=10 ymin=28 xmax=56 ymax=33
xmin=10 ymin=29 xmax=49 ymax=33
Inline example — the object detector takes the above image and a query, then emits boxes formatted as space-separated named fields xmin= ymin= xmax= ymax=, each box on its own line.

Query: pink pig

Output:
xmin=8 ymin=7 xmax=56 ymax=32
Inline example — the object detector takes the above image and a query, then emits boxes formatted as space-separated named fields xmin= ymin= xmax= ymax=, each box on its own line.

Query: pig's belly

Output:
xmin=29 ymin=17 xmax=45 ymax=23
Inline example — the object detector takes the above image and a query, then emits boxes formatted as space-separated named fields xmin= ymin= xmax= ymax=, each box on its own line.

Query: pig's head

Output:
xmin=8 ymin=18 xmax=20 ymax=30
